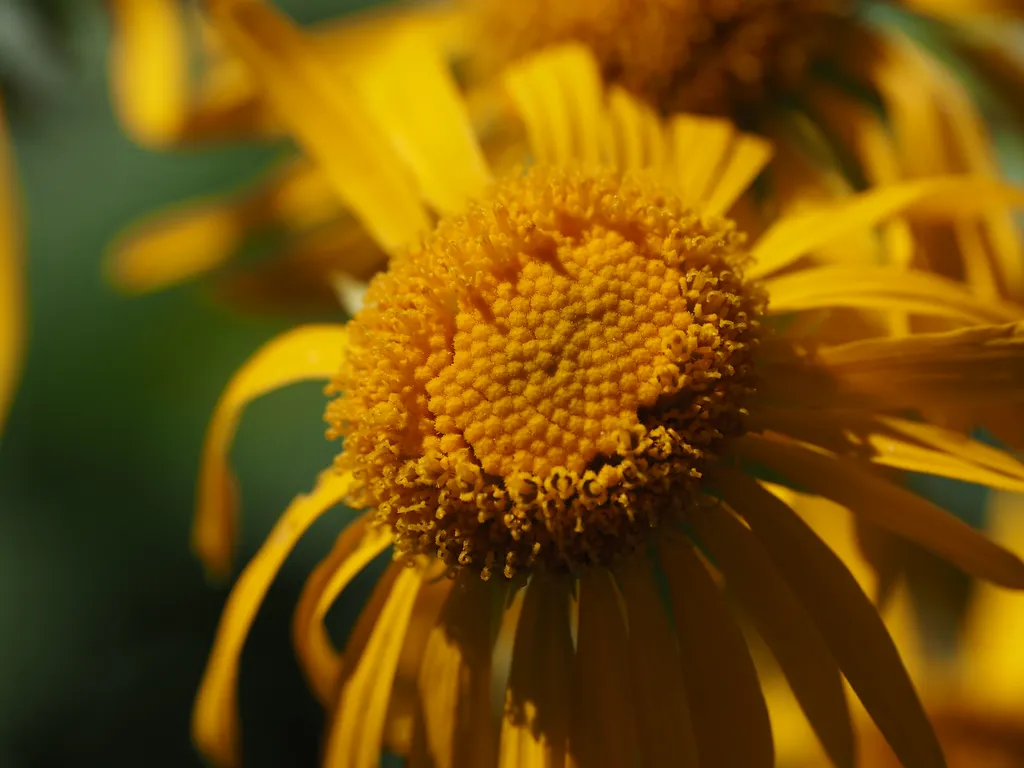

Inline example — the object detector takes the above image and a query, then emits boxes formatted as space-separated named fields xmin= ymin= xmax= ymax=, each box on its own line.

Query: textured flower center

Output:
xmin=328 ymin=168 xmax=764 ymax=578
xmin=468 ymin=0 xmax=851 ymax=115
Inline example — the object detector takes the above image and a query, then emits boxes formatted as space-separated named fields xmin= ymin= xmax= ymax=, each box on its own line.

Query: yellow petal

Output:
xmin=322 ymin=564 xmax=424 ymax=768
xmin=417 ymin=575 xmax=498 ymax=768
xmin=605 ymin=86 xmax=665 ymax=173
xmin=804 ymin=86 xmax=916 ymax=269
xmin=109 ymin=156 xmax=340 ymax=293
xmin=572 ymin=569 xmax=636 ymax=768
xmin=690 ymin=504 xmax=856 ymax=768
xmin=659 ymin=533 xmax=774 ymax=768
xmin=291 ymin=517 xmax=391 ymax=704
xmin=814 ymin=321 xmax=1024 ymax=409
xmin=765 ymin=265 xmax=1023 ymax=324
xmin=192 ymin=470 xmax=356 ymax=768
xmin=713 ymin=468 xmax=946 ymax=768
xmin=616 ymin=559 xmax=699 ymax=768
xmin=869 ymin=31 xmax=1024 ymax=301
xmin=896 ymin=0 xmax=1024 ymax=17
xmin=749 ymin=176 xmax=1024 ymax=281
xmin=205 ymin=0 xmax=429 ymax=253
xmin=502 ymin=43 xmax=604 ymax=167
xmin=736 ymin=432 xmax=1024 ymax=589
xmin=670 ymin=115 xmax=735 ymax=205
xmin=0 ymin=101 xmax=23 ymax=437
xmin=193 ymin=324 xmax=348 ymax=580
xmin=498 ymin=575 xmax=575 ymax=768
xmin=703 ymin=133 xmax=774 ymax=217
xmin=347 ymin=25 xmax=491 ymax=213
xmin=756 ymin=407 xmax=1024 ymax=493
xmin=107 ymin=0 xmax=191 ymax=147
xmin=960 ymin=491 xmax=1024 ymax=709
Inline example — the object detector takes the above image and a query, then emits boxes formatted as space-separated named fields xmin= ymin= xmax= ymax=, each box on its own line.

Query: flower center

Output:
xmin=468 ymin=0 xmax=851 ymax=115
xmin=328 ymin=168 xmax=764 ymax=578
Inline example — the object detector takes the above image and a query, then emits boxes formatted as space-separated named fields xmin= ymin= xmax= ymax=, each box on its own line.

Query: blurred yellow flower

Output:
xmin=775 ymin=492 xmax=1024 ymax=768
xmin=184 ymin=2 xmax=1024 ymax=767
xmin=0 ymin=99 xmax=24 ymax=437
xmin=104 ymin=0 xmax=1024 ymax=324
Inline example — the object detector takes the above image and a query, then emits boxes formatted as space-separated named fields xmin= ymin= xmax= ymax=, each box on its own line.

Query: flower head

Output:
xmin=184 ymin=4 xmax=1024 ymax=768
xmin=469 ymin=0 xmax=851 ymax=115
xmin=330 ymin=167 xmax=763 ymax=577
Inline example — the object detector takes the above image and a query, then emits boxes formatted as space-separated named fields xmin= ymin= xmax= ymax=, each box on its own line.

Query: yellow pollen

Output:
xmin=327 ymin=167 xmax=765 ymax=578
xmin=468 ymin=0 xmax=851 ymax=115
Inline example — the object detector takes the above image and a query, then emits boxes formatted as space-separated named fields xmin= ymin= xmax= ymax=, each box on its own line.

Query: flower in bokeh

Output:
xmin=775 ymin=492 xmax=1024 ymax=768
xmin=104 ymin=0 xmax=1024 ymax=324
xmin=186 ymin=2 xmax=1024 ymax=767
xmin=0 ymin=100 xmax=24 ymax=437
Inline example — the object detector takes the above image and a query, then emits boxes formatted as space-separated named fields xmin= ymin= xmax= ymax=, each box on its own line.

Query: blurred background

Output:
xmin=0 ymin=1 xmax=383 ymax=765
xmin=0 ymin=1 xmax=1021 ymax=767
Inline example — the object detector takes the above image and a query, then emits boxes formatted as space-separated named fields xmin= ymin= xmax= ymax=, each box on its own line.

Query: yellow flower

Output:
xmin=187 ymin=2 xmax=1024 ymax=767
xmin=0 ymin=99 xmax=23 ymax=437
xmin=775 ymin=492 xmax=1024 ymax=768
xmin=103 ymin=0 xmax=1024 ymax=321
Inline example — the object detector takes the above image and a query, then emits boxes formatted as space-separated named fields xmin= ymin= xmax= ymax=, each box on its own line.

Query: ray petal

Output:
xmin=417 ymin=575 xmax=498 ymax=768
xmin=348 ymin=25 xmax=491 ymax=213
xmin=0 ymin=102 xmax=22 ymax=437
xmin=749 ymin=176 xmax=1024 ymax=280
xmin=322 ymin=564 xmax=424 ymax=768
xmin=615 ymin=559 xmax=699 ymax=768
xmin=572 ymin=569 xmax=636 ymax=768
xmin=659 ymin=533 xmax=774 ymax=768
xmin=204 ymin=0 xmax=429 ymax=253
xmin=497 ymin=576 xmax=575 ymax=767
xmin=714 ymin=468 xmax=946 ymax=768
xmin=735 ymin=432 xmax=1024 ymax=589
xmin=194 ymin=324 xmax=348 ymax=579
xmin=192 ymin=471 xmax=356 ymax=768
xmin=690 ymin=504 xmax=856 ymax=768
xmin=291 ymin=518 xmax=391 ymax=704
xmin=764 ymin=265 xmax=1023 ymax=324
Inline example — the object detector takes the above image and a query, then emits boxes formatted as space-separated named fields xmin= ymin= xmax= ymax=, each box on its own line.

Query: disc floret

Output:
xmin=327 ymin=167 xmax=765 ymax=578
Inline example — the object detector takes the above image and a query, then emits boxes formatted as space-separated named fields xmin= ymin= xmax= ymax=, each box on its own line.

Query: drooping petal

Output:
xmin=192 ymin=470 xmax=356 ymax=768
xmin=735 ymin=432 xmax=1024 ymax=589
xmin=713 ymin=468 xmax=946 ymax=768
xmin=322 ymin=564 xmax=424 ymax=768
xmin=193 ymin=324 xmax=349 ymax=580
xmin=416 ymin=575 xmax=499 ymax=768
xmin=571 ymin=569 xmax=636 ymax=768
xmin=615 ymin=559 xmax=698 ymax=768
xmin=291 ymin=517 xmax=391 ymax=704
xmin=690 ymin=504 xmax=856 ymax=768
xmin=754 ymin=407 xmax=1024 ymax=493
xmin=107 ymin=158 xmax=339 ymax=293
xmin=503 ymin=43 xmax=604 ymax=167
xmin=498 ymin=575 xmax=575 ymax=768
xmin=659 ymin=532 xmax=774 ymax=768
xmin=0 ymin=101 xmax=23 ymax=437
xmin=749 ymin=176 xmax=1024 ymax=281
xmin=204 ymin=0 xmax=430 ymax=253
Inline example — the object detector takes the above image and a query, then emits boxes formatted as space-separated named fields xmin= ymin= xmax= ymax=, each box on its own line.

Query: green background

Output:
xmin=0 ymin=1 xmax=382 ymax=765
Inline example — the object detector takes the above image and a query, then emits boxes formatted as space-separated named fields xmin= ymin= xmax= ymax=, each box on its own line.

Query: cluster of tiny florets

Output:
xmin=326 ymin=167 xmax=765 ymax=578
xmin=468 ymin=0 xmax=850 ymax=116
